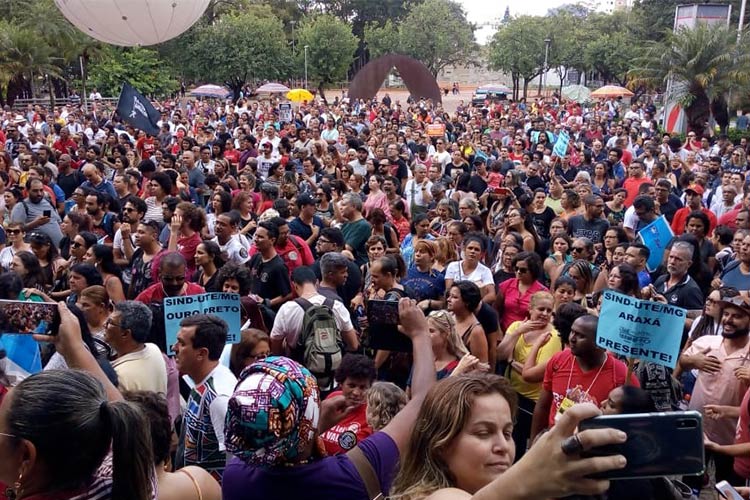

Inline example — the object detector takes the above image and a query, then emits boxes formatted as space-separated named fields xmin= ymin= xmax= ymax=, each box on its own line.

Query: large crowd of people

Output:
xmin=0 ymin=89 xmax=749 ymax=499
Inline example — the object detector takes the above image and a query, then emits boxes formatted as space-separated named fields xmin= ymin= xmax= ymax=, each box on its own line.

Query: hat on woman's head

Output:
xmin=225 ymin=356 xmax=321 ymax=466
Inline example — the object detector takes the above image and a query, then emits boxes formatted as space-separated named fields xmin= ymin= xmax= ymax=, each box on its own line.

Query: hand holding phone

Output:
xmin=716 ymin=481 xmax=745 ymax=500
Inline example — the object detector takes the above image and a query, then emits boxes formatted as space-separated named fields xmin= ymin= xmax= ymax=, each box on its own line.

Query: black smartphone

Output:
xmin=0 ymin=300 xmax=60 ymax=335
xmin=578 ymin=411 xmax=704 ymax=479
xmin=714 ymin=481 xmax=745 ymax=500
xmin=366 ymin=299 xmax=411 ymax=352
xmin=43 ymin=210 xmax=51 ymax=218
xmin=716 ymin=481 xmax=744 ymax=500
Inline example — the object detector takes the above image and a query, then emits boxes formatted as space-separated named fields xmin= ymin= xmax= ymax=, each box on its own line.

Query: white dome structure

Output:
xmin=54 ymin=0 xmax=211 ymax=46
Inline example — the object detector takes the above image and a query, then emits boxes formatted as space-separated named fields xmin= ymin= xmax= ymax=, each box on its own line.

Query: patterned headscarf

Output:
xmin=225 ymin=356 xmax=321 ymax=466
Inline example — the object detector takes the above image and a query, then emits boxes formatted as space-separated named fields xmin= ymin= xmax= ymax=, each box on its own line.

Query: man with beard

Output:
xmin=680 ymin=295 xmax=750 ymax=487
xmin=114 ymin=196 xmax=146 ymax=287
xmin=85 ymin=191 xmax=120 ymax=243
xmin=642 ymin=241 xmax=703 ymax=310
xmin=10 ymin=178 xmax=63 ymax=246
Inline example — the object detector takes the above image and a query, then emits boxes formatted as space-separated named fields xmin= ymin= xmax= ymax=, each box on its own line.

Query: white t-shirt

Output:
xmin=271 ymin=294 xmax=354 ymax=350
xmin=0 ymin=246 xmax=17 ymax=271
xmin=213 ymin=234 xmax=249 ymax=265
xmin=445 ymin=260 xmax=494 ymax=289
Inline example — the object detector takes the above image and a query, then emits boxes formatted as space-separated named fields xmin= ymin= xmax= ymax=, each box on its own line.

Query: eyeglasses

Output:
xmin=6 ymin=229 xmax=21 ymax=235
xmin=571 ymin=247 xmax=585 ymax=253
xmin=317 ymin=238 xmax=332 ymax=245
xmin=123 ymin=207 xmax=136 ymax=212
xmin=71 ymin=242 xmax=83 ymax=248
xmin=515 ymin=267 xmax=529 ymax=274
xmin=104 ymin=317 xmax=122 ymax=329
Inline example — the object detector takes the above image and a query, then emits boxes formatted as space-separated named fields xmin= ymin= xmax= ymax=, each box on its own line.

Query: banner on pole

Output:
xmin=116 ymin=82 xmax=161 ymax=136
xmin=636 ymin=215 xmax=674 ymax=272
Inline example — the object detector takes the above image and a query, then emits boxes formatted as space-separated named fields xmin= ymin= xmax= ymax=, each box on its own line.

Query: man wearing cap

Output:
xmin=671 ymin=184 xmax=717 ymax=236
xmin=469 ymin=157 xmax=490 ymax=198
xmin=680 ymin=295 xmax=750 ymax=487
xmin=289 ymin=193 xmax=324 ymax=252
xmin=348 ymin=146 xmax=368 ymax=177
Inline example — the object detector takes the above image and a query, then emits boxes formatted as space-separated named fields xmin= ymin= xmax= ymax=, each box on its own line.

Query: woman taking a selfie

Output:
xmin=391 ymin=373 xmax=628 ymax=500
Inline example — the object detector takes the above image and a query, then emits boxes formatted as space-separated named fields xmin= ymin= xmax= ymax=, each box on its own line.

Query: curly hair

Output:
xmin=333 ymin=353 xmax=376 ymax=385
xmin=366 ymin=382 xmax=407 ymax=431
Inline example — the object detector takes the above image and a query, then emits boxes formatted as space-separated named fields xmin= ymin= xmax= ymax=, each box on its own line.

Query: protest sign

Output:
xmin=596 ymin=290 xmax=686 ymax=368
xmin=164 ymin=292 xmax=242 ymax=354
xmin=279 ymin=102 xmax=293 ymax=123
xmin=636 ymin=216 xmax=674 ymax=272
xmin=552 ymin=129 xmax=570 ymax=157
xmin=426 ymin=123 xmax=446 ymax=137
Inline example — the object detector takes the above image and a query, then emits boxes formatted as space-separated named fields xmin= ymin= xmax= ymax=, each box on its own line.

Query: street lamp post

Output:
xmin=542 ymin=38 xmax=551 ymax=97
xmin=304 ymin=45 xmax=309 ymax=90
xmin=290 ymin=20 xmax=296 ymax=56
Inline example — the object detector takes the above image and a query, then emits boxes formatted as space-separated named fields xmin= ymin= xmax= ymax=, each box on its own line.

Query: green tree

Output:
xmin=87 ymin=46 xmax=178 ymax=97
xmin=488 ymin=16 xmax=547 ymax=99
xmin=397 ymin=0 xmax=477 ymax=76
xmin=582 ymin=12 xmax=637 ymax=87
xmin=363 ymin=20 xmax=400 ymax=59
xmin=297 ymin=14 xmax=358 ymax=101
xmin=630 ymin=25 xmax=750 ymax=134
xmin=178 ymin=8 xmax=293 ymax=99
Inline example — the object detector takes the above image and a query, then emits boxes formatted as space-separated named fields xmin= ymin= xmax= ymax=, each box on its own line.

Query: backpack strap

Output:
xmin=294 ymin=297 xmax=313 ymax=311
xmin=322 ymin=298 xmax=335 ymax=310
xmin=347 ymin=446 xmax=384 ymax=500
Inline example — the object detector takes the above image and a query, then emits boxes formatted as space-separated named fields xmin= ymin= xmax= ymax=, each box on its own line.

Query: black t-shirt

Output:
xmin=526 ymin=175 xmax=546 ymax=192
xmin=246 ymin=254 xmax=292 ymax=310
xmin=554 ymin=165 xmax=578 ymax=183
xmin=476 ymin=302 xmax=499 ymax=337
xmin=567 ymin=214 xmax=610 ymax=244
xmin=530 ymin=206 xmax=556 ymax=240
xmin=469 ymin=174 xmax=488 ymax=198
xmin=57 ymin=170 xmax=83 ymax=199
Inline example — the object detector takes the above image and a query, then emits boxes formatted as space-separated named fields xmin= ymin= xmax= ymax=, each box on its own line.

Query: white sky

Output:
xmin=459 ymin=0 xmax=570 ymax=44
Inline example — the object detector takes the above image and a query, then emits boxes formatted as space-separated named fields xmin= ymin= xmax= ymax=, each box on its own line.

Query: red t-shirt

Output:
xmin=135 ymin=281 xmax=205 ymax=305
xmin=670 ymin=206 xmax=717 ymax=236
xmin=543 ymin=349 xmax=638 ymax=427
xmin=177 ymin=232 xmax=202 ymax=279
xmin=320 ymin=390 xmax=373 ymax=455
xmin=136 ymin=136 xmax=156 ymax=159
xmin=622 ymin=176 xmax=652 ymax=207
xmin=249 ymin=235 xmax=313 ymax=277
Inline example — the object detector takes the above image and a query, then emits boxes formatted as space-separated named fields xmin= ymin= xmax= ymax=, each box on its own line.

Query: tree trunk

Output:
xmin=318 ymin=82 xmax=328 ymax=105
xmin=685 ymin=87 xmax=711 ymax=136
xmin=711 ymin=96 xmax=730 ymax=135
xmin=523 ymin=79 xmax=529 ymax=99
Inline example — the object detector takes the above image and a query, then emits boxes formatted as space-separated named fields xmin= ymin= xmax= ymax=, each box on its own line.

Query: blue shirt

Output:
xmin=403 ymin=265 xmax=445 ymax=303
xmin=81 ymin=178 xmax=117 ymax=200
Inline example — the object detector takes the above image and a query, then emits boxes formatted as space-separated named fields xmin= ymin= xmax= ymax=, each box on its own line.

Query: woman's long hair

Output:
xmin=391 ymin=373 xmax=517 ymax=500
xmin=428 ymin=310 xmax=469 ymax=359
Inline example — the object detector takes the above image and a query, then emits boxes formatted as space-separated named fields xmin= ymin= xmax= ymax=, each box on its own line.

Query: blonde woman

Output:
xmin=391 ymin=373 xmax=628 ymax=500
xmin=365 ymin=382 xmax=407 ymax=431
xmin=496 ymin=291 xmax=561 ymax=458
xmin=76 ymin=285 xmax=112 ymax=351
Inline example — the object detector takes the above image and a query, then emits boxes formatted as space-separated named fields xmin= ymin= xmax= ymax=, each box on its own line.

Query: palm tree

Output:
xmin=629 ymin=25 xmax=750 ymax=135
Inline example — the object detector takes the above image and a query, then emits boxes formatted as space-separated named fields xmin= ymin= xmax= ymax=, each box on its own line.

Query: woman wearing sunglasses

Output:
xmin=0 ymin=222 xmax=30 ymax=272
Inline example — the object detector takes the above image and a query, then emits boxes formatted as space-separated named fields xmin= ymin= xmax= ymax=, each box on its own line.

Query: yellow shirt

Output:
xmin=507 ymin=321 xmax=562 ymax=400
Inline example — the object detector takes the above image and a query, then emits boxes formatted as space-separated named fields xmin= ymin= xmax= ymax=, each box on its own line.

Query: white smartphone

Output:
xmin=716 ymin=480 xmax=744 ymax=500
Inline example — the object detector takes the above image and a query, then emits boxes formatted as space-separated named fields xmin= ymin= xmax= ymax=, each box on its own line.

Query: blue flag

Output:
xmin=636 ymin=215 xmax=674 ymax=272
xmin=116 ymin=82 xmax=160 ymax=136
xmin=552 ymin=129 xmax=570 ymax=157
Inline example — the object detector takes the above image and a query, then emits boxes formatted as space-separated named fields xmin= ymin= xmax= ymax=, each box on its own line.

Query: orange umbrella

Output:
xmin=590 ymin=85 xmax=634 ymax=98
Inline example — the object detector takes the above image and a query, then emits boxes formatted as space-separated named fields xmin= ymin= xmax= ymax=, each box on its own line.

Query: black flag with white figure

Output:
xmin=115 ymin=82 xmax=160 ymax=136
